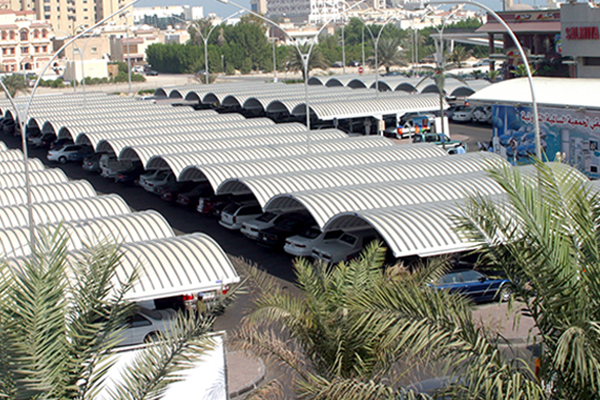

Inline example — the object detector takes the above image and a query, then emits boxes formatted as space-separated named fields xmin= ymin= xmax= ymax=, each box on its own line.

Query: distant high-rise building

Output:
xmin=4 ymin=0 xmax=133 ymax=35
xmin=132 ymin=5 xmax=203 ymax=29
xmin=250 ymin=0 xmax=267 ymax=14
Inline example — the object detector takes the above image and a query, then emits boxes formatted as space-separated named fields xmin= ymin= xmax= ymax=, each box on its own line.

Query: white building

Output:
xmin=132 ymin=6 xmax=204 ymax=25
xmin=561 ymin=1 xmax=600 ymax=78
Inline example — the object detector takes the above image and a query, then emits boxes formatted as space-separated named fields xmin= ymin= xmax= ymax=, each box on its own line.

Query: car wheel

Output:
xmin=500 ymin=286 xmax=513 ymax=302
xmin=144 ymin=332 xmax=162 ymax=343
xmin=58 ymin=156 xmax=67 ymax=164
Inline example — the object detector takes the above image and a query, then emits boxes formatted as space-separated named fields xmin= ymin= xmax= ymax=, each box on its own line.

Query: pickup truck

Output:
xmin=412 ymin=133 xmax=462 ymax=152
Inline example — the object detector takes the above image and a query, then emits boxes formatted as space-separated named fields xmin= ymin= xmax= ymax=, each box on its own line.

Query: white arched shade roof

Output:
xmin=322 ymin=199 xmax=480 ymax=258
xmin=0 ymin=159 xmax=44 ymax=174
xmin=0 ymin=169 xmax=67 ymax=189
xmin=0 ymin=194 xmax=131 ymax=230
xmin=292 ymin=94 xmax=446 ymax=120
xmin=265 ymin=173 xmax=504 ymax=228
xmin=0 ymin=210 xmax=174 ymax=259
xmin=0 ymin=180 xmax=96 ymax=207
xmin=71 ymin=118 xmax=276 ymax=147
xmin=111 ymin=233 xmax=239 ymax=301
xmin=0 ymin=142 xmax=6 ymax=151
xmin=0 ymin=150 xmax=26 ymax=162
xmin=180 ymin=143 xmax=447 ymax=186
xmin=217 ymin=152 xmax=506 ymax=206
xmin=123 ymin=129 xmax=347 ymax=166
xmin=147 ymin=136 xmax=394 ymax=177
xmin=99 ymin=123 xmax=305 ymax=156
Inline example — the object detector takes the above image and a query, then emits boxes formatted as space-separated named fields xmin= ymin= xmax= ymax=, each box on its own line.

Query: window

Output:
xmin=33 ymin=29 xmax=39 ymax=39
xmin=9 ymin=31 xmax=15 ymax=40
xmin=583 ymin=57 xmax=600 ymax=66
xmin=20 ymin=30 xmax=28 ymax=41
xmin=1 ymin=49 xmax=5 ymax=55
xmin=90 ymin=47 xmax=97 ymax=53
xmin=56 ymin=6 xmax=59 ymax=11
xmin=83 ymin=8 xmax=87 ymax=11
xmin=34 ymin=46 xmax=38 ymax=53
xmin=10 ymin=47 xmax=15 ymax=54
xmin=21 ymin=46 xmax=28 ymax=54
xmin=41 ymin=29 xmax=47 ymax=38
xmin=43 ymin=45 xmax=47 ymax=52
xmin=1 ymin=31 xmax=6 ymax=40
xmin=44 ymin=5 xmax=50 ymax=11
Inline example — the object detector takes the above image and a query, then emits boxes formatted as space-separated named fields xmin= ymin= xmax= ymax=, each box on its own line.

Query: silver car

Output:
xmin=312 ymin=228 xmax=379 ymax=264
xmin=219 ymin=201 xmax=262 ymax=231
xmin=284 ymin=227 xmax=343 ymax=258
xmin=119 ymin=306 xmax=177 ymax=346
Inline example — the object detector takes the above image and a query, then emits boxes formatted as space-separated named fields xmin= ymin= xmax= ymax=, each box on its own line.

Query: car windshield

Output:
xmin=223 ymin=202 xmax=243 ymax=213
xmin=339 ymin=233 xmax=357 ymax=246
xmin=256 ymin=212 xmax=277 ymax=222
xmin=323 ymin=230 xmax=343 ymax=240
xmin=301 ymin=227 xmax=321 ymax=239
xmin=438 ymin=272 xmax=462 ymax=285
xmin=459 ymin=270 xmax=484 ymax=282
xmin=155 ymin=171 xmax=170 ymax=180
xmin=138 ymin=307 xmax=164 ymax=320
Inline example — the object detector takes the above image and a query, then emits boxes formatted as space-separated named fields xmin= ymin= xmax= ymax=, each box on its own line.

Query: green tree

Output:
xmin=487 ymin=69 xmax=500 ymax=82
xmin=286 ymin=44 xmax=328 ymax=81
xmin=456 ymin=159 xmax=600 ymax=399
xmin=0 ymin=230 xmax=220 ymax=399
xmin=511 ymin=63 xmax=537 ymax=77
xmin=447 ymin=45 xmax=472 ymax=69
xmin=2 ymin=73 xmax=29 ymax=98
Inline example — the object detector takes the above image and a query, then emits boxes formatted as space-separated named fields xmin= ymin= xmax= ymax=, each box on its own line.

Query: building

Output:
xmin=0 ymin=9 xmax=52 ymax=72
xmin=560 ymin=1 xmax=600 ymax=78
xmin=132 ymin=6 xmax=203 ymax=29
xmin=109 ymin=24 xmax=159 ymax=65
xmin=250 ymin=0 xmax=267 ymax=14
xmin=4 ymin=0 xmax=133 ymax=36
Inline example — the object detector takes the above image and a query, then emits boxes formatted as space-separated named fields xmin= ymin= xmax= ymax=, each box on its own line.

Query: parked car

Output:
xmin=107 ymin=306 xmax=177 ymax=347
xmin=81 ymin=153 xmax=104 ymax=173
xmin=472 ymin=106 xmax=492 ymax=124
xmin=146 ymin=70 xmax=158 ymax=76
xmin=67 ymin=146 xmax=94 ymax=163
xmin=284 ymin=227 xmax=344 ymax=258
xmin=50 ymin=137 xmax=74 ymax=150
xmin=444 ymin=105 xmax=466 ymax=120
xmin=137 ymin=168 xmax=163 ymax=188
xmin=114 ymin=162 xmax=145 ymax=184
xmin=219 ymin=201 xmax=263 ymax=231
xmin=257 ymin=213 xmax=317 ymax=247
xmin=451 ymin=107 xmax=476 ymax=123
xmin=139 ymin=170 xmax=175 ymax=193
xmin=312 ymin=228 xmax=380 ymax=264
xmin=100 ymin=158 xmax=136 ymax=180
xmin=241 ymin=210 xmax=307 ymax=241
xmin=39 ymin=133 xmax=57 ymax=148
xmin=348 ymin=60 xmax=361 ymax=67
xmin=160 ymin=181 xmax=199 ymax=203
xmin=175 ymin=182 xmax=214 ymax=208
xmin=197 ymin=193 xmax=255 ymax=217
xmin=2 ymin=118 xmax=16 ymax=135
xmin=331 ymin=61 xmax=344 ymax=68
xmin=412 ymin=133 xmax=462 ymax=152
xmin=47 ymin=144 xmax=92 ymax=164
xmin=473 ymin=58 xmax=491 ymax=67
xmin=429 ymin=269 xmax=512 ymax=303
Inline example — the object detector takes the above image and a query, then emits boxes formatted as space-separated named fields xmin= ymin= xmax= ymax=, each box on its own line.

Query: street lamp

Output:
xmin=2 ymin=0 xmax=144 ymax=249
xmin=216 ymin=0 xmax=369 ymax=152
xmin=424 ymin=0 xmax=541 ymax=159
xmin=270 ymin=38 xmax=277 ymax=82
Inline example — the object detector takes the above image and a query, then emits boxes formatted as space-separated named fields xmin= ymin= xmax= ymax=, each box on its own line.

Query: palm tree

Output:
xmin=0 ymin=229 xmax=221 ymax=399
xmin=447 ymin=45 xmax=472 ymax=69
xmin=511 ymin=63 xmax=537 ymax=77
xmin=456 ymin=159 xmax=600 ymax=399
xmin=230 ymin=246 xmax=541 ymax=399
xmin=368 ymin=36 xmax=407 ymax=74
xmin=286 ymin=44 xmax=328 ymax=81
xmin=486 ymin=69 xmax=500 ymax=82
xmin=2 ymin=73 xmax=29 ymax=98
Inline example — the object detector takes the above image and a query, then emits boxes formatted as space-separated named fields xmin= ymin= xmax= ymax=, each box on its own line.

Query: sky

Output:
xmin=136 ymin=0 xmax=549 ymax=18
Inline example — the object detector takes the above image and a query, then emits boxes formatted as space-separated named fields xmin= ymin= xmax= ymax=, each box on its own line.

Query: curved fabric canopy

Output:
xmin=0 ymin=150 xmax=26 ymax=162
xmin=265 ymin=173 xmax=504 ymax=227
xmin=122 ymin=129 xmax=347 ymax=166
xmin=217 ymin=152 xmax=506 ymax=206
xmin=0 ymin=169 xmax=67 ymax=189
xmin=0 ymin=210 xmax=174 ymax=259
xmin=98 ymin=123 xmax=305 ymax=155
xmin=0 ymin=180 xmax=97 ymax=207
xmin=0 ymin=159 xmax=44 ymax=174
xmin=180 ymin=143 xmax=447 ymax=187
xmin=0 ymin=142 xmax=6 ymax=151
xmin=0 ymin=194 xmax=131 ymax=230
xmin=147 ymin=136 xmax=394 ymax=177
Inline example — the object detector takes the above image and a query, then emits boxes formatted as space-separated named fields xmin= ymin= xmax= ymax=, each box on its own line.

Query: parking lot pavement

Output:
xmin=472 ymin=302 xmax=538 ymax=344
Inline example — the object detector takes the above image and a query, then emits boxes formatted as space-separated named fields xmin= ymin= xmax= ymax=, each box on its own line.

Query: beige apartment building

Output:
xmin=5 ymin=0 xmax=132 ymax=34
xmin=0 ymin=9 xmax=52 ymax=72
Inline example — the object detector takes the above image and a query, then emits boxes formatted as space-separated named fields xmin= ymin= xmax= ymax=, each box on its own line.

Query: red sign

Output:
xmin=565 ymin=26 xmax=599 ymax=40
xmin=358 ymin=66 xmax=363 ymax=74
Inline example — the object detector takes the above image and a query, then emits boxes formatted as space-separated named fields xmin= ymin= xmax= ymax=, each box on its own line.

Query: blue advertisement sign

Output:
xmin=491 ymin=104 xmax=600 ymax=179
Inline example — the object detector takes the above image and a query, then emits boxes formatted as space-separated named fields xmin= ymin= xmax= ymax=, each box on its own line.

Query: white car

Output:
xmin=139 ymin=170 xmax=175 ymax=193
xmin=472 ymin=106 xmax=492 ymax=124
xmin=218 ymin=201 xmax=263 ymax=231
xmin=451 ymin=107 xmax=475 ymax=123
xmin=137 ymin=168 xmax=162 ymax=188
xmin=118 ymin=306 xmax=177 ymax=346
xmin=311 ymin=228 xmax=380 ymax=264
xmin=284 ymin=227 xmax=344 ymax=258
xmin=47 ymin=144 xmax=91 ymax=164
xmin=240 ymin=210 xmax=284 ymax=240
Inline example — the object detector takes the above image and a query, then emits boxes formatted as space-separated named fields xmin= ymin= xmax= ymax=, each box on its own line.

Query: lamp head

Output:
xmin=217 ymin=0 xmax=229 ymax=3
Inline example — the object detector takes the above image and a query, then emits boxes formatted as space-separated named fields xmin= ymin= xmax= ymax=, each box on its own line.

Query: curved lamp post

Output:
xmin=2 ymin=0 xmax=144 ymax=249
xmin=425 ymin=0 xmax=541 ymax=159
xmin=216 ymin=0 xmax=369 ymax=152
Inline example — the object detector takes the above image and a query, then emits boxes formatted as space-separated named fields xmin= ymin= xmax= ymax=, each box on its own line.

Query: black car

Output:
xmin=114 ymin=162 xmax=144 ymax=184
xmin=50 ymin=137 xmax=74 ymax=150
xmin=160 ymin=181 xmax=199 ymax=202
xmin=175 ymin=183 xmax=214 ymax=208
xmin=40 ymin=133 xmax=57 ymax=148
xmin=146 ymin=70 xmax=158 ymax=76
xmin=2 ymin=118 xmax=16 ymax=135
xmin=348 ymin=60 xmax=361 ymax=67
xmin=257 ymin=213 xmax=316 ymax=247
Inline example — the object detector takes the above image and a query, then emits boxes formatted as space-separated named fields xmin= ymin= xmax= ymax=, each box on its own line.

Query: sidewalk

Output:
xmin=227 ymin=351 xmax=265 ymax=398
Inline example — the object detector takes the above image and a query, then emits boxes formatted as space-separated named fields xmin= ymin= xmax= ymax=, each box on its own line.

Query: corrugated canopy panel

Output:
xmin=0 ymin=194 xmax=131 ymax=230
xmin=0 ymin=150 xmax=25 ymax=162
xmin=101 ymin=123 xmax=305 ymax=155
xmin=265 ymin=173 xmax=504 ymax=227
xmin=0 ymin=142 xmax=6 ymax=151
xmin=148 ymin=136 xmax=393 ymax=177
xmin=69 ymin=118 xmax=275 ymax=144
xmin=0 ymin=159 xmax=44 ymax=174
xmin=0 ymin=180 xmax=96 ymax=207
xmin=218 ymin=152 xmax=506 ymax=206
xmin=0 ymin=210 xmax=174 ymax=259
xmin=111 ymin=233 xmax=240 ymax=301
xmin=124 ymin=129 xmax=347 ymax=166
xmin=0 ymin=169 xmax=67 ymax=189
xmin=292 ymin=94 xmax=447 ymax=120
xmin=181 ymin=143 xmax=447 ymax=184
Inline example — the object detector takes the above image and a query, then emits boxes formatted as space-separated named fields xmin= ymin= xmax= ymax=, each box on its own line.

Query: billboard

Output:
xmin=491 ymin=104 xmax=600 ymax=179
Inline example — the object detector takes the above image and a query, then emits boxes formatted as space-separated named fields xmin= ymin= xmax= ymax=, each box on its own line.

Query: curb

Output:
xmin=228 ymin=353 xmax=266 ymax=399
